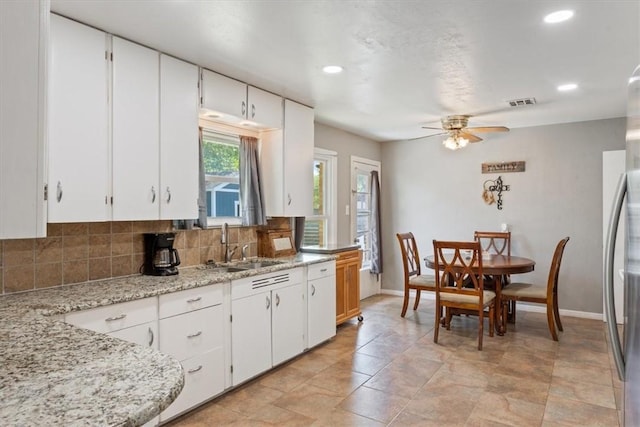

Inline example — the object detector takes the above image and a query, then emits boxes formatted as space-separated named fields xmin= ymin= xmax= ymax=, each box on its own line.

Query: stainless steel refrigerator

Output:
xmin=605 ymin=63 xmax=640 ymax=427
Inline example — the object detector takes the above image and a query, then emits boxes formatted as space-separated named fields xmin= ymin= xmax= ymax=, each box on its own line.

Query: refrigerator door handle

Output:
xmin=604 ymin=172 xmax=626 ymax=381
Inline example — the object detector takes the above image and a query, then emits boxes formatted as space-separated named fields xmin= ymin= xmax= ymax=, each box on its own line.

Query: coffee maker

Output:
xmin=143 ymin=233 xmax=181 ymax=276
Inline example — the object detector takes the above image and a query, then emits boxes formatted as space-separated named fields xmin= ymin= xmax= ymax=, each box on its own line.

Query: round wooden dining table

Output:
xmin=423 ymin=254 xmax=535 ymax=335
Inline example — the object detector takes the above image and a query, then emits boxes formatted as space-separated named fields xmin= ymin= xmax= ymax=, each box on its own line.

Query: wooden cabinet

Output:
xmin=200 ymin=69 xmax=282 ymax=129
xmin=48 ymin=14 xmax=110 ymax=223
xmin=158 ymin=284 xmax=226 ymax=422
xmin=307 ymin=260 xmax=337 ymax=348
xmin=260 ymin=99 xmax=314 ymax=217
xmin=111 ymin=36 xmax=160 ymax=220
xmin=335 ymin=249 xmax=363 ymax=325
xmin=0 ymin=0 xmax=48 ymax=238
xmin=231 ymin=268 xmax=305 ymax=385
xmin=159 ymin=54 xmax=199 ymax=220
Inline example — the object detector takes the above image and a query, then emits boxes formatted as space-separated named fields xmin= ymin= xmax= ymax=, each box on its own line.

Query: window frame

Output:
xmin=303 ymin=148 xmax=337 ymax=246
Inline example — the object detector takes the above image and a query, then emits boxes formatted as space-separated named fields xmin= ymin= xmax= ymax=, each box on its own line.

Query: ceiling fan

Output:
xmin=422 ymin=115 xmax=509 ymax=150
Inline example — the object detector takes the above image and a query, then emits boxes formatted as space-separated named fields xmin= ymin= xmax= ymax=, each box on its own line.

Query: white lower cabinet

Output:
xmin=307 ymin=261 xmax=337 ymax=349
xmin=158 ymin=284 xmax=227 ymax=423
xmin=231 ymin=268 xmax=305 ymax=386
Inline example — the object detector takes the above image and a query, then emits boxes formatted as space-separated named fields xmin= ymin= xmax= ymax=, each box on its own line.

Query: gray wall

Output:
xmin=381 ymin=117 xmax=626 ymax=314
xmin=314 ymin=123 xmax=382 ymax=242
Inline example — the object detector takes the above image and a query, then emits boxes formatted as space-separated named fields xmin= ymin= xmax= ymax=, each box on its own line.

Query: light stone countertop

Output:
xmin=0 ymin=253 xmax=332 ymax=427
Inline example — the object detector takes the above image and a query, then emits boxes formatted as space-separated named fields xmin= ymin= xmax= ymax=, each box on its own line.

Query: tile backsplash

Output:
xmin=0 ymin=221 xmax=258 ymax=294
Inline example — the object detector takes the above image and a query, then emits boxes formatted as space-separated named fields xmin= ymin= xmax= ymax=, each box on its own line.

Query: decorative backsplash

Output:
xmin=0 ymin=221 xmax=260 ymax=294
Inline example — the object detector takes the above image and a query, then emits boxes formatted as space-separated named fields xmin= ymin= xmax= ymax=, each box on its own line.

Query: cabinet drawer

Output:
xmin=160 ymin=348 xmax=225 ymax=422
xmin=232 ymin=267 xmax=303 ymax=300
xmin=159 ymin=305 xmax=223 ymax=361
xmin=307 ymin=260 xmax=336 ymax=281
xmin=108 ymin=320 xmax=158 ymax=351
xmin=159 ymin=284 xmax=223 ymax=319
xmin=65 ymin=297 xmax=157 ymax=334
xmin=336 ymin=249 xmax=361 ymax=264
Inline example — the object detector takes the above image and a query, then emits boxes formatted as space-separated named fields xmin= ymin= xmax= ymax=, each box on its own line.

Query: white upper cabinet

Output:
xmin=48 ymin=14 xmax=110 ymax=223
xmin=159 ymin=55 xmax=199 ymax=220
xmin=200 ymin=69 xmax=282 ymax=130
xmin=0 ymin=0 xmax=48 ymax=238
xmin=261 ymin=100 xmax=314 ymax=217
xmin=247 ymin=86 xmax=283 ymax=129
xmin=111 ymin=36 xmax=160 ymax=221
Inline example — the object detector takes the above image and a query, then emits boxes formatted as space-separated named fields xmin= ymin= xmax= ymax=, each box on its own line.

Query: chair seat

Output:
xmin=409 ymin=274 xmax=436 ymax=289
xmin=502 ymin=282 xmax=546 ymax=299
xmin=440 ymin=290 xmax=496 ymax=305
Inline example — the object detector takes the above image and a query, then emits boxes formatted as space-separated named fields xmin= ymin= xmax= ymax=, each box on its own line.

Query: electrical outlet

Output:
xmin=345 ymin=205 xmax=350 ymax=215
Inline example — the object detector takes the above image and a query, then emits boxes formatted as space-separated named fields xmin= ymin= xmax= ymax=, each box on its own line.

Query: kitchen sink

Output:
xmin=233 ymin=260 xmax=286 ymax=269
xmin=198 ymin=259 xmax=286 ymax=273
xmin=197 ymin=265 xmax=248 ymax=273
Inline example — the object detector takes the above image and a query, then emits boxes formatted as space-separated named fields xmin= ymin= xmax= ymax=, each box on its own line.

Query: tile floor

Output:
xmin=166 ymin=294 xmax=622 ymax=426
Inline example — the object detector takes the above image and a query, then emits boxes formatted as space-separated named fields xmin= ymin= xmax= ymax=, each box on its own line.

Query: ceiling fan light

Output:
xmin=443 ymin=136 xmax=459 ymax=150
xmin=544 ymin=10 xmax=574 ymax=24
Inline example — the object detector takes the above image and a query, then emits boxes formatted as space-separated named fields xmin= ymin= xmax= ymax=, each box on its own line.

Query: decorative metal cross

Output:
xmin=488 ymin=176 xmax=510 ymax=210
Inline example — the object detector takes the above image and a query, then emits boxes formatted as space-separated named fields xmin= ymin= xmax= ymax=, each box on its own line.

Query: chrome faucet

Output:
xmin=221 ymin=223 xmax=237 ymax=263
xmin=241 ymin=244 xmax=249 ymax=261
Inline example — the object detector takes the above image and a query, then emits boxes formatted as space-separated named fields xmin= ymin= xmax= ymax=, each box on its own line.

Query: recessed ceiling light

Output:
xmin=544 ymin=10 xmax=574 ymax=24
xmin=322 ymin=65 xmax=343 ymax=74
xmin=557 ymin=83 xmax=578 ymax=92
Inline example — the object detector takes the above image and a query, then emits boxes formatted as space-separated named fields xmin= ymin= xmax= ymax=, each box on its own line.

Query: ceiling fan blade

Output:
xmin=466 ymin=126 xmax=510 ymax=133
xmin=459 ymin=131 xmax=483 ymax=142
xmin=418 ymin=131 xmax=448 ymax=139
xmin=421 ymin=126 xmax=444 ymax=130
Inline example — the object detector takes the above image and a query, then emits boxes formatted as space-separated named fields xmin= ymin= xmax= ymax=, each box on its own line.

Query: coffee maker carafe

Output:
xmin=143 ymin=233 xmax=180 ymax=276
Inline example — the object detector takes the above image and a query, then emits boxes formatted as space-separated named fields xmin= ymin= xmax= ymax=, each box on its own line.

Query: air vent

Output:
xmin=507 ymin=97 xmax=537 ymax=107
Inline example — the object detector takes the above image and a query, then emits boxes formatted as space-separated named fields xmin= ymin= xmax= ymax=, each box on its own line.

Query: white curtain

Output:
xmin=370 ymin=170 xmax=383 ymax=275
xmin=239 ymin=136 xmax=266 ymax=226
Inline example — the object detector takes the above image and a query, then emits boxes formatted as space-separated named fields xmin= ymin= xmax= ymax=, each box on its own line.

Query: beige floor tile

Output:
xmin=306 ymin=364 xmax=371 ymax=397
xmin=272 ymin=383 xmax=345 ymax=419
xmin=487 ymin=372 xmax=550 ymax=405
xmin=390 ymin=410 xmax=467 ymax=427
xmin=548 ymin=376 xmax=616 ymax=409
xmin=214 ymin=383 xmax=284 ymax=417
xmin=311 ymin=408 xmax=385 ymax=426
xmin=552 ymin=360 xmax=614 ymax=387
xmin=288 ymin=350 xmax=340 ymax=374
xmin=364 ymin=356 xmax=441 ymax=398
xmin=245 ymin=403 xmax=315 ymax=426
xmin=338 ymin=386 xmax=409 ymax=424
xmin=403 ymin=383 xmax=483 ymax=424
xmin=468 ymin=391 xmax=546 ymax=426
xmin=335 ymin=351 xmax=392 ymax=376
xmin=543 ymin=394 xmax=619 ymax=426
xmin=257 ymin=364 xmax=316 ymax=393
xmin=164 ymin=404 xmax=249 ymax=426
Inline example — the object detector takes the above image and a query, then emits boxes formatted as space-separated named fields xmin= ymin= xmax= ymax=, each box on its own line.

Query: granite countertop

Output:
xmin=300 ymin=243 xmax=360 ymax=255
xmin=0 ymin=254 xmax=332 ymax=426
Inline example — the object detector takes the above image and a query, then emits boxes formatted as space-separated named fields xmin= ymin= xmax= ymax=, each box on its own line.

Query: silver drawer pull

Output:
xmin=187 ymin=331 xmax=202 ymax=339
xmin=188 ymin=365 xmax=203 ymax=374
xmin=148 ymin=327 xmax=154 ymax=347
xmin=320 ymin=268 xmax=328 ymax=272
xmin=187 ymin=297 xmax=202 ymax=303
xmin=105 ymin=314 xmax=126 ymax=322
xmin=311 ymin=284 xmax=316 ymax=296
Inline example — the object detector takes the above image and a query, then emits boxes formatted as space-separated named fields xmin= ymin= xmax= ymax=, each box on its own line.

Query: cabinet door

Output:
xmin=345 ymin=261 xmax=361 ymax=318
xmin=112 ymin=36 xmax=160 ymax=220
xmin=283 ymin=100 xmax=314 ymax=216
xmin=272 ymin=283 xmax=305 ymax=365
xmin=335 ymin=261 xmax=347 ymax=324
xmin=108 ymin=320 xmax=158 ymax=350
xmin=48 ymin=14 xmax=110 ymax=223
xmin=200 ymin=69 xmax=247 ymax=120
xmin=308 ymin=275 xmax=336 ymax=348
xmin=231 ymin=291 xmax=272 ymax=385
xmin=247 ymin=86 xmax=282 ymax=129
xmin=159 ymin=55 xmax=199 ymax=220
xmin=0 ymin=0 xmax=47 ymax=238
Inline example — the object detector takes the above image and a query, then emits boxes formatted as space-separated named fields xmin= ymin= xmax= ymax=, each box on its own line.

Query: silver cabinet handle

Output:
xmin=320 ymin=268 xmax=328 ymax=272
xmin=275 ymin=293 xmax=280 ymax=307
xmin=56 ymin=181 xmax=63 ymax=203
xmin=241 ymin=100 xmax=246 ymax=116
xmin=166 ymin=186 xmax=171 ymax=203
xmin=266 ymin=295 xmax=271 ymax=310
xmin=604 ymin=172 xmax=626 ymax=381
xmin=287 ymin=193 xmax=292 ymax=206
xmin=105 ymin=314 xmax=126 ymax=322
xmin=148 ymin=327 xmax=154 ymax=347
xmin=188 ymin=365 xmax=203 ymax=374
xmin=151 ymin=186 xmax=156 ymax=203
xmin=251 ymin=103 xmax=256 ymax=118
xmin=187 ymin=296 xmax=202 ymax=303
xmin=187 ymin=331 xmax=202 ymax=339
xmin=311 ymin=284 xmax=316 ymax=296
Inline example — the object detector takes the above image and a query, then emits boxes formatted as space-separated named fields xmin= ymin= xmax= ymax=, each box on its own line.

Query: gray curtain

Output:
xmin=195 ymin=128 xmax=208 ymax=229
xmin=370 ymin=170 xmax=383 ymax=275
xmin=239 ymin=136 xmax=266 ymax=226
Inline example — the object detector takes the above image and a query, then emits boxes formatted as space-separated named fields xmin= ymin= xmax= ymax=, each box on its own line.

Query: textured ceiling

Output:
xmin=50 ymin=0 xmax=640 ymax=142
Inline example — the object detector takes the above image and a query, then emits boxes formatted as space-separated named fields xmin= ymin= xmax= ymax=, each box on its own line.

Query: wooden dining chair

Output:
xmin=500 ymin=237 xmax=570 ymax=341
xmin=474 ymin=230 xmax=513 ymax=318
xmin=396 ymin=232 xmax=436 ymax=317
xmin=432 ymin=240 xmax=496 ymax=350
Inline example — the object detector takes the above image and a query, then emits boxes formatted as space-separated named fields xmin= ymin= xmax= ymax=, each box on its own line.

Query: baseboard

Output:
xmin=378 ymin=289 xmax=603 ymax=320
